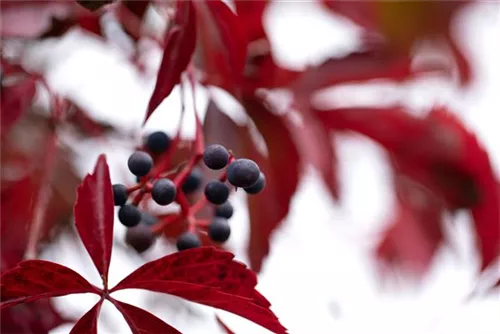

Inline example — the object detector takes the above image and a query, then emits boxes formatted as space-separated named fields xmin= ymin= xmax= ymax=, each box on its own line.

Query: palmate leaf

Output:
xmin=1 ymin=153 xmax=287 ymax=333
xmin=316 ymin=106 xmax=500 ymax=272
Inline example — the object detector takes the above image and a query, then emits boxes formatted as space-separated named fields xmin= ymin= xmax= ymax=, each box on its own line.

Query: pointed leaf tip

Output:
xmin=69 ymin=300 xmax=102 ymax=334
xmin=0 ymin=260 xmax=96 ymax=310
xmin=74 ymin=154 xmax=114 ymax=285
xmin=144 ymin=0 xmax=196 ymax=123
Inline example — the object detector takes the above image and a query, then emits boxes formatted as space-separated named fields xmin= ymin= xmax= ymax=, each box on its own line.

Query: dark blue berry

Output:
xmin=244 ymin=172 xmax=266 ymax=194
xmin=176 ymin=232 xmax=201 ymax=251
xmin=112 ymin=183 xmax=128 ymax=206
xmin=125 ymin=223 xmax=155 ymax=253
xmin=204 ymin=180 xmax=229 ymax=205
xmin=208 ymin=217 xmax=231 ymax=243
xmin=215 ymin=201 xmax=233 ymax=219
xmin=203 ymin=144 xmax=229 ymax=170
xmin=181 ymin=168 xmax=202 ymax=194
xmin=146 ymin=131 xmax=170 ymax=154
xmin=118 ymin=204 xmax=141 ymax=227
xmin=151 ymin=178 xmax=176 ymax=205
xmin=227 ymin=158 xmax=260 ymax=188
xmin=140 ymin=212 xmax=158 ymax=226
xmin=128 ymin=151 xmax=153 ymax=177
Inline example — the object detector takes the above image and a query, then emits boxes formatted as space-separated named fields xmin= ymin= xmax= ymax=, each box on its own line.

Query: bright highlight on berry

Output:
xmin=203 ymin=144 xmax=229 ymax=170
xmin=227 ymin=158 xmax=261 ymax=188
xmin=128 ymin=151 xmax=153 ymax=177
xmin=151 ymin=178 xmax=176 ymax=205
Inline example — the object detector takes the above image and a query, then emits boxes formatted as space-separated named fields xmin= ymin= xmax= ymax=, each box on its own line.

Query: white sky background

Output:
xmin=18 ymin=1 xmax=500 ymax=333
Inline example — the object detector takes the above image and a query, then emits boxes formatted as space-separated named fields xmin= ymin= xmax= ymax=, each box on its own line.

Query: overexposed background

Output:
xmin=17 ymin=1 xmax=500 ymax=333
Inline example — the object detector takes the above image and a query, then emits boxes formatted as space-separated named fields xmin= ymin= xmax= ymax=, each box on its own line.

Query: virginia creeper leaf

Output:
xmin=234 ymin=0 xmax=269 ymax=43
xmin=69 ymin=300 xmax=102 ymax=334
xmin=144 ymin=0 xmax=196 ymax=123
xmin=0 ymin=299 xmax=70 ymax=334
xmin=194 ymin=0 xmax=247 ymax=94
xmin=294 ymin=52 xmax=424 ymax=100
xmin=0 ymin=260 xmax=96 ymax=309
xmin=376 ymin=175 xmax=445 ymax=273
xmin=243 ymin=97 xmax=300 ymax=272
xmin=111 ymin=299 xmax=181 ymax=334
xmin=427 ymin=108 xmax=500 ymax=269
xmin=290 ymin=106 xmax=338 ymax=199
xmin=111 ymin=247 xmax=286 ymax=333
xmin=317 ymin=106 xmax=500 ymax=270
xmin=1 ymin=77 xmax=37 ymax=133
xmin=74 ymin=154 xmax=114 ymax=283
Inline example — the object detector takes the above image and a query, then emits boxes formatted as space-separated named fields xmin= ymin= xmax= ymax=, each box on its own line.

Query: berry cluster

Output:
xmin=112 ymin=133 xmax=266 ymax=254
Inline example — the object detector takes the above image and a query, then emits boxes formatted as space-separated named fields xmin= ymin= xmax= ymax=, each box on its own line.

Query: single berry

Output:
xmin=204 ymin=180 xmax=229 ymax=205
xmin=208 ymin=217 xmax=231 ymax=243
xmin=151 ymin=178 xmax=176 ymax=205
xmin=227 ymin=158 xmax=260 ymax=188
xmin=125 ymin=223 xmax=155 ymax=253
xmin=128 ymin=151 xmax=153 ymax=177
xmin=112 ymin=183 xmax=128 ymax=206
xmin=145 ymin=131 xmax=170 ymax=154
xmin=140 ymin=212 xmax=158 ymax=226
xmin=203 ymin=144 xmax=229 ymax=170
xmin=215 ymin=201 xmax=233 ymax=219
xmin=176 ymin=232 xmax=201 ymax=251
xmin=181 ymin=168 xmax=202 ymax=194
xmin=118 ymin=204 xmax=141 ymax=227
xmin=244 ymin=172 xmax=266 ymax=194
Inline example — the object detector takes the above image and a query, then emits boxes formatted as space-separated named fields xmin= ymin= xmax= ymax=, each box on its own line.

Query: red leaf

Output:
xmin=0 ymin=299 xmax=70 ymax=334
xmin=376 ymin=174 xmax=445 ymax=273
xmin=289 ymin=106 xmax=338 ymax=199
xmin=321 ymin=1 xmax=376 ymax=30
xmin=194 ymin=0 xmax=247 ymax=94
xmin=292 ymin=50 xmax=441 ymax=101
xmin=318 ymin=106 xmax=500 ymax=270
xmin=1 ymin=77 xmax=37 ymax=133
xmin=0 ymin=1 xmax=75 ymax=38
xmin=74 ymin=154 xmax=114 ymax=283
xmin=243 ymin=97 xmax=300 ymax=272
xmin=0 ymin=260 xmax=96 ymax=309
xmin=144 ymin=0 xmax=196 ymax=122
xmin=426 ymin=109 xmax=500 ymax=269
xmin=111 ymin=298 xmax=181 ymax=334
xmin=111 ymin=247 xmax=286 ymax=333
xmin=69 ymin=300 xmax=102 ymax=334
xmin=234 ymin=0 xmax=269 ymax=43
